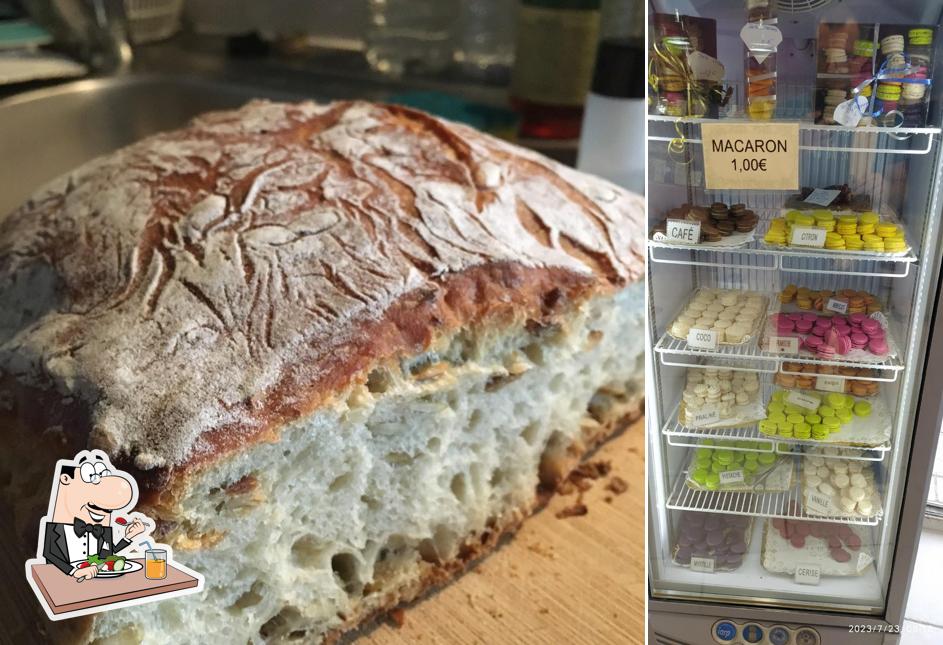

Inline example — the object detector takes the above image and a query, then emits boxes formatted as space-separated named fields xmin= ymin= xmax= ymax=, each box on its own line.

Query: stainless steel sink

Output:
xmin=0 ymin=74 xmax=313 ymax=216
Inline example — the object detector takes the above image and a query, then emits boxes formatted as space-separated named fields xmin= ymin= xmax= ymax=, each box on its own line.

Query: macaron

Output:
xmin=706 ymin=472 xmax=721 ymax=490
xmin=861 ymin=319 xmax=881 ymax=335
xmin=692 ymin=469 xmax=709 ymax=484
xmin=758 ymin=452 xmax=776 ymax=465
xmin=818 ymin=344 xmax=836 ymax=359
xmin=851 ymin=332 xmax=869 ymax=348
xmin=854 ymin=401 xmax=872 ymax=417
xmin=869 ymin=338 xmax=889 ymax=355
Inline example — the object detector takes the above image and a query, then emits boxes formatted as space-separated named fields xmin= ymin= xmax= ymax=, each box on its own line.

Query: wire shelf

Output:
xmin=649 ymin=205 xmax=919 ymax=279
xmin=665 ymin=469 xmax=883 ymax=526
xmin=654 ymin=331 xmax=905 ymax=374
xmin=661 ymin=400 xmax=889 ymax=461
xmin=648 ymin=115 xmax=941 ymax=155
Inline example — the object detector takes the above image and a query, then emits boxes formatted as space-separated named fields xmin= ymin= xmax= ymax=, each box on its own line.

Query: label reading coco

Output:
xmin=702 ymin=122 xmax=800 ymax=191
xmin=720 ymin=469 xmax=745 ymax=485
xmin=790 ymin=227 xmax=827 ymax=248
xmin=687 ymin=328 xmax=719 ymax=350
xmin=787 ymin=391 xmax=821 ymax=410
xmin=816 ymin=375 xmax=845 ymax=393
xmin=690 ymin=556 xmax=715 ymax=573
xmin=691 ymin=408 xmax=721 ymax=426
xmin=806 ymin=490 xmax=832 ymax=515
xmin=768 ymin=335 xmax=799 ymax=355
xmin=826 ymin=298 xmax=849 ymax=314
xmin=666 ymin=219 xmax=701 ymax=244
xmin=794 ymin=563 xmax=821 ymax=585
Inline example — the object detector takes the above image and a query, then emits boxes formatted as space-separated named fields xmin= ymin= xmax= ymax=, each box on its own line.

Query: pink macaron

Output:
xmin=869 ymin=338 xmax=889 ymax=356
xmin=816 ymin=317 xmax=833 ymax=329
xmin=805 ymin=335 xmax=824 ymax=350
xmin=801 ymin=313 xmax=818 ymax=323
xmin=796 ymin=320 xmax=814 ymax=334
xmin=835 ymin=335 xmax=852 ymax=355
xmin=850 ymin=332 xmax=869 ymax=348
xmin=833 ymin=322 xmax=852 ymax=336
xmin=849 ymin=313 xmax=867 ymax=326
xmin=817 ymin=344 xmax=836 ymax=359
xmin=787 ymin=313 xmax=803 ymax=323
xmin=777 ymin=319 xmax=796 ymax=334
xmin=861 ymin=319 xmax=881 ymax=335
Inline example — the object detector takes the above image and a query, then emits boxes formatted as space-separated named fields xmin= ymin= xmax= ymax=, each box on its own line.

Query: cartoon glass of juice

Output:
xmin=145 ymin=549 xmax=167 ymax=579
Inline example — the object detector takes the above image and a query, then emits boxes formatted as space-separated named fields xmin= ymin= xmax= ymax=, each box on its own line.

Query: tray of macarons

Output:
xmin=775 ymin=364 xmax=882 ymax=399
xmin=671 ymin=511 xmax=753 ymax=572
xmin=758 ymin=389 xmax=892 ymax=449
xmin=667 ymin=288 xmax=769 ymax=346
xmin=684 ymin=443 xmax=793 ymax=493
xmin=762 ymin=310 xmax=899 ymax=364
xmin=801 ymin=454 xmax=883 ymax=521
xmin=762 ymin=209 xmax=911 ymax=256
xmin=650 ymin=202 xmax=760 ymax=248
xmin=761 ymin=517 xmax=875 ymax=577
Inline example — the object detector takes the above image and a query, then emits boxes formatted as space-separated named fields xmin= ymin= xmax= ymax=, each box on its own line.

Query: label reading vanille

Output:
xmin=702 ymin=122 xmax=799 ymax=190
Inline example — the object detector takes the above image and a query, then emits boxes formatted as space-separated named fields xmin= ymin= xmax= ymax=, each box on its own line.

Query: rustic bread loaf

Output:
xmin=0 ymin=100 xmax=644 ymax=643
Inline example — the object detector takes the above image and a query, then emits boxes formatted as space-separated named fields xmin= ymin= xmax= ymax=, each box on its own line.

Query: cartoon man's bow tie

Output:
xmin=73 ymin=518 xmax=104 ymax=539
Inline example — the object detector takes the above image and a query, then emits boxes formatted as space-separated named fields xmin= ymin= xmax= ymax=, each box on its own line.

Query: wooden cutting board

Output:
xmin=357 ymin=418 xmax=645 ymax=645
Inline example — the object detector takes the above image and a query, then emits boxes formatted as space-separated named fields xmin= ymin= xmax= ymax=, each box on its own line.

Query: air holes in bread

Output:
xmin=331 ymin=553 xmax=361 ymax=594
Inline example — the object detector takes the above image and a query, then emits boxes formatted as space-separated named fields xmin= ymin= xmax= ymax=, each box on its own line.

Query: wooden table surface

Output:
xmin=358 ymin=418 xmax=646 ymax=645
xmin=30 ymin=559 xmax=199 ymax=615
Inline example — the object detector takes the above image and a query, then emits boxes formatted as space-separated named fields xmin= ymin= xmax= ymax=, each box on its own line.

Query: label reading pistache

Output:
xmin=787 ymin=391 xmax=820 ymax=410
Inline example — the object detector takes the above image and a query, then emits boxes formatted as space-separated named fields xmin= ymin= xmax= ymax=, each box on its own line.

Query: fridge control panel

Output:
xmin=712 ymin=619 xmax=820 ymax=645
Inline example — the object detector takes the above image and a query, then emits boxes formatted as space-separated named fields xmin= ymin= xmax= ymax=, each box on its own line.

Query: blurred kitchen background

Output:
xmin=0 ymin=0 xmax=645 ymax=216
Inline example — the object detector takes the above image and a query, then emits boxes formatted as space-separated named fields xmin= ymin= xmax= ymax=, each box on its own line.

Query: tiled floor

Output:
xmin=901 ymin=528 xmax=943 ymax=644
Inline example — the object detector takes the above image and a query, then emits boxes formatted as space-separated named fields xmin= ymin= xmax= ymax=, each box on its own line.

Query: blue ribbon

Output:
xmin=850 ymin=54 xmax=932 ymax=119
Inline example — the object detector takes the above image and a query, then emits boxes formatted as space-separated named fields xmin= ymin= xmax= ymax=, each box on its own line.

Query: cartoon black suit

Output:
xmin=39 ymin=454 xmax=146 ymax=580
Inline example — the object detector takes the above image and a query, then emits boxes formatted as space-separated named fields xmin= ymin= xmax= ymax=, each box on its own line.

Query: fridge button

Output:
xmin=768 ymin=626 xmax=791 ymax=645
xmin=742 ymin=624 xmax=764 ymax=643
xmin=795 ymin=627 xmax=820 ymax=645
xmin=712 ymin=620 xmax=738 ymax=643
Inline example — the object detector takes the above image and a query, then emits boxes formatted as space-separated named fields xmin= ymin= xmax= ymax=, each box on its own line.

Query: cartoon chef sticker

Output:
xmin=25 ymin=450 xmax=203 ymax=621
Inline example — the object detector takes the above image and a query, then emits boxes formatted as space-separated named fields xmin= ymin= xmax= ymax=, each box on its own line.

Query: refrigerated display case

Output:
xmin=646 ymin=2 xmax=943 ymax=643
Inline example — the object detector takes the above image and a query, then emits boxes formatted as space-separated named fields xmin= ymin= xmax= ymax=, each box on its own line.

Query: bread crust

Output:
xmin=0 ymin=100 xmax=644 ymax=505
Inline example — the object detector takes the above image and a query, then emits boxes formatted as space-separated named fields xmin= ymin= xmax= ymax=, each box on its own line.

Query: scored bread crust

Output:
xmin=0 ymin=100 xmax=644 ymax=510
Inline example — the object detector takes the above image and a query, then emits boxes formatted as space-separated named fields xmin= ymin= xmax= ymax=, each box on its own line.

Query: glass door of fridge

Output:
xmin=646 ymin=0 xmax=943 ymax=615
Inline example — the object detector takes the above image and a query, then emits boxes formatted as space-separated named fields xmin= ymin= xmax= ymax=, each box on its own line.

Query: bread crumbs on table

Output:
xmin=389 ymin=608 xmax=406 ymax=628
xmin=555 ymin=502 xmax=588 ymax=519
xmin=539 ymin=608 xmax=550 ymax=615
xmin=606 ymin=476 xmax=629 ymax=496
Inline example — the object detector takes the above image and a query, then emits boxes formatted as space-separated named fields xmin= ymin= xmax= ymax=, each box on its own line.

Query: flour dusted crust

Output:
xmin=0 ymin=100 xmax=644 ymax=504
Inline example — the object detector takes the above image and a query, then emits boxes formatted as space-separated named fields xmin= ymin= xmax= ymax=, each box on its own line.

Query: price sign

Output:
xmin=794 ymin=563 xmax=821 ymax=585
xmin=691 ymin=408 xmax=721 ymax=426
xmin=806 ymin=490 xmax=832 ymax=515
xmin=741 ymin=22 xmax=783 ymax=64
xmin=787 ymin=391 xmax=821 ymax=410
xmin=803 ymin=188 xmax=841 ymax=207
xmin=790 ymin=227 xmax=827 ymax=248
xmin=666 ymin=219 xmax=701 ymax=244
xmin=826 ymin=298 xmax=849 ymax=314
xmin=688 ymin=51 xmax=725 ymax=82
xmin=687 ymin=328 xmax=719 ymax=351
xmin=720 ymin=469 xmax=745 ymax=485
xmin=856 ymin=551 xmax=874 ymax=572
xmin=702 ymin=123 xmax=799 ymax=191
xmin=690 ymin=556 xmax=716 ymax=573
xmin=834 ymin=96 xmax=869 ymax=128
xmin=816 ymin=375 xmax=845 ymax=393
xmin=768 ymin=335 xmax=799 ymax=355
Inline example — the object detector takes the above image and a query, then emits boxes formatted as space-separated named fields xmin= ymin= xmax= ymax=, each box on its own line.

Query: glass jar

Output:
xmin=744 ymin=0 xmax=777 ymax=121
